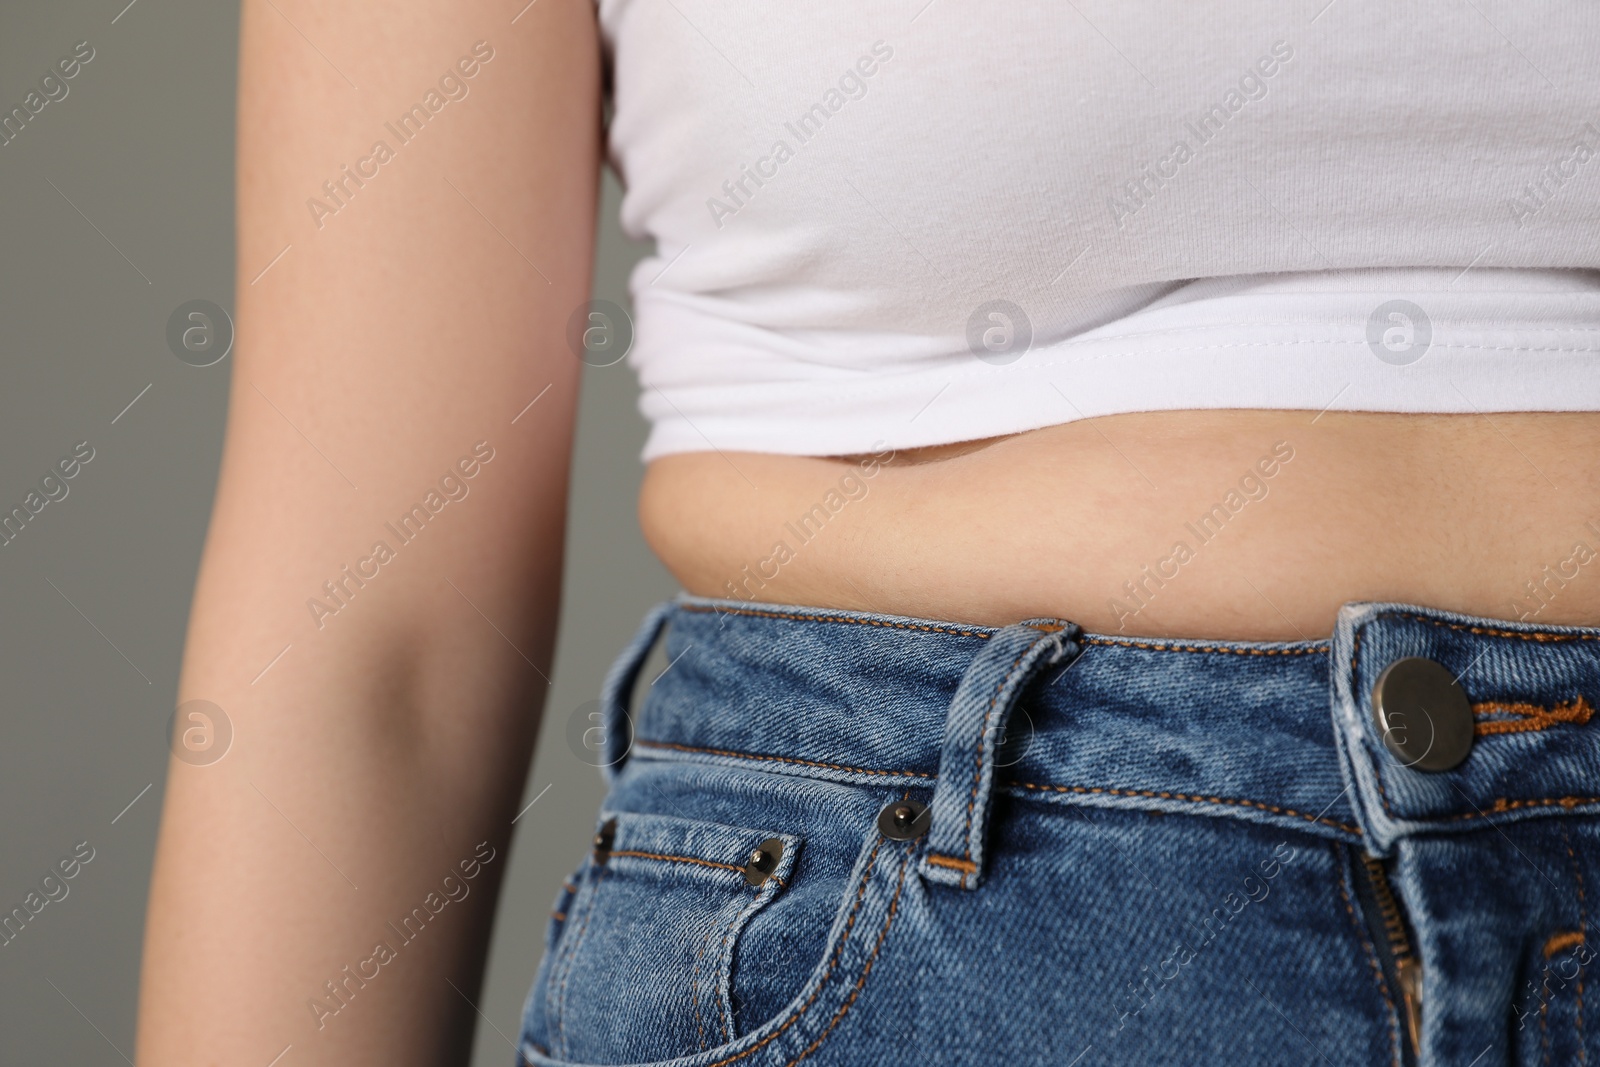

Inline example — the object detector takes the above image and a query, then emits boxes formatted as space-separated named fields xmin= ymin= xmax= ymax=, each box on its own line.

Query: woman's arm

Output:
xmin=136 ymin=2 xmax=599 ymax=1062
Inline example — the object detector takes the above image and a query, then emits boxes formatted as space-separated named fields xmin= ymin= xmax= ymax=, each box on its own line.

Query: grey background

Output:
xmin=0 ymin=2 xmax=671 ymax=1062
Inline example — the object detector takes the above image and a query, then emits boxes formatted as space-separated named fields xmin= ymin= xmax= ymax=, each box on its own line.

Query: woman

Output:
xmin=137 ymin=1 xmax=1600 ymax=1064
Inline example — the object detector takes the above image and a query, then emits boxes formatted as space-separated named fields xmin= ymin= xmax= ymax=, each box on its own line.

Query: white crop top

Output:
xmin=596 ymin=1 xmax=1600 ymax=458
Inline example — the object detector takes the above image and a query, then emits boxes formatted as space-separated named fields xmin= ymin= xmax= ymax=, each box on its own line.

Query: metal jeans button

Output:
xmin=743 ymin=838 xmax=784 ymax=886
xmin=592 ymin=817 xmax=618 ymax=864
xmin=877 ymin=799 xmax=931 ymax=840
xmin=1371 ymin=657 xmax=1474 ymax=772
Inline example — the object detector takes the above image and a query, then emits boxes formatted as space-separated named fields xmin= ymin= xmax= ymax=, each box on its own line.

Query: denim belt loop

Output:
xmin=919 ymin=618 xmax=1082 ymax=890
xmin=598 ymin=601 xmax=674 ymax=783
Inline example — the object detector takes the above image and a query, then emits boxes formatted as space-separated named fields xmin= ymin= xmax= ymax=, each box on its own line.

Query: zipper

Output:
xmin=1354 ymin=851 xmax=1422 ymax=1064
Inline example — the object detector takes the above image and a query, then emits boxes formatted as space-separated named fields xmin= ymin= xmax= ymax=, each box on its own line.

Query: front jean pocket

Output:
xmin=521 ymin=780 xmax=920 ymax=1067
xmin=533 ymin=810 xmax=803 ymax=1065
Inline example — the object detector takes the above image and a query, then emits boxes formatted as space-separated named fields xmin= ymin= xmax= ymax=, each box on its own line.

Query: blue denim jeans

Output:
xmin=518 ymin=597 xmax=1600 ymax=1067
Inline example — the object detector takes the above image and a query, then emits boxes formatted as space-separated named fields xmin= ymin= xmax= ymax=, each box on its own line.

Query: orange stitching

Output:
xmin=711 ymin=916 xmax=738 ymax=1044
xmin=679 ymin=603 xmax=1330 ymax=654
xmin=1565 ymin=823 xmax=1588 ymax=1064
xmin=697 ymin=837 xmax=888 ymax=1067
xmin=553 ymin=862 xmax=607 ymax=1052
xmin=683 ymin=605 xmax=1600 ymax=661
xmin=645 ymin=737 xmax=1600 ymax=830
xmin=642 ymin=740 xmax=1365 ymax=833
xmin=1347 ymin=622 xmax=1401 ymax=821
xmin=1546 ymin=931 xmax=1587 ymax=959
xmin=1440 ymin=796 xmax=1600 ymax=822
xmin=747 ymin=841 xmax=880 ymax=1059
xmin=1353 ymin=611 xmax=1600 ymax=818
xmin=1384 ymin=610 xmax=1600 ymax=645
xmin=1542 ymin=967 xmax=1554 ymax=1067
xmin=532 ymin=839 xmax=895 ymax=1067
xmin=964 ymin=642 xmax=1037 ymax=860
xmin=1370 ymin=770 xmax=1396 ymax=817
xmin=1081 ymin=635 xmax=1328 ymax=655
xmin=1348 ymin=622 xmax=1411 ymax=820
xmin=785 ymin=850 xmax=912 ymax=1066
xmin=1474 ymin=696 xmax=1595 ymax=736
xmin=608 ymin=849 xmax=787 ymax=889
xmin=550 ymin=911 xmax=565 ymax=923
xmin=691 ymin=925 xmax=712 ymax=1051
xmin=1010 ymin=780 xmax=1364 ymax=835
xmin=1023 ymin=777 xmax=1600 ymax=828
xmin=1338 ymin=844 xmax=1403 ymax=1067
xmin=823 ymin=839 xmax=880 ymax=977
xmin=924 ymin=854 xmax=978 ymax=873
xmin=636 ymin=739 xmax=934 ymax=779
xmin=714 ymin=872 xmax=788 ymax=1042
xmin=714 ymin=908 xmax=737 ymax=1044
xmin=679 ymin=603 xmax=988 ymax=639
xmin=609 ymin=850 xmax=744 ymax=875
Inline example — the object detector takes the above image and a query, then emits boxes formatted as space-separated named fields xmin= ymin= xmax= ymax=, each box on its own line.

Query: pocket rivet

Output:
xmin=877 ymin=799 xmax=931 ymax=841
xmin=592 ymin=817 xmax=617 ymax=865
xmin=743 ymin=838 xmax=784 ymax=886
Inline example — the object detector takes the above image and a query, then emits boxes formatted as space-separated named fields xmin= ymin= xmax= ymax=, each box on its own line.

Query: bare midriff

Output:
xmin=639 ymin=410 xmax=1600 ymax=640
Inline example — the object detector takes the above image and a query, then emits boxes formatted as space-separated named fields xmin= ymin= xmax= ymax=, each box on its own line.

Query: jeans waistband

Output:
xmin=600 ymin=596 xmax=1600 ymax=877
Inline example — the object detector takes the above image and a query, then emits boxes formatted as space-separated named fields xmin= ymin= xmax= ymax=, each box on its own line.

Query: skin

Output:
xmin=137 ymin=1 xmax=597 ymax=1063
xmin=139 ymin=2 xmax=1600 ymax=1063
xmin=645 ymin=410 xmax=1600 ymax=639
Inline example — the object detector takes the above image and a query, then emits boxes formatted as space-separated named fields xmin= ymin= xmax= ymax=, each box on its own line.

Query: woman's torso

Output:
xmin=606 ymin=2 xmax=1600 ymax=637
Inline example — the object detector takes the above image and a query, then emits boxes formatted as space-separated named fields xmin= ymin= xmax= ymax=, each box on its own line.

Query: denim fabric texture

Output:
xmin=518 ymin=596 xmax=1600 ymax=1067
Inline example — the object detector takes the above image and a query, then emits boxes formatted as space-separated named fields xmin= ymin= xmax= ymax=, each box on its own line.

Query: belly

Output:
xmin=638 ymin=410 xmax=1600 ymax=640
